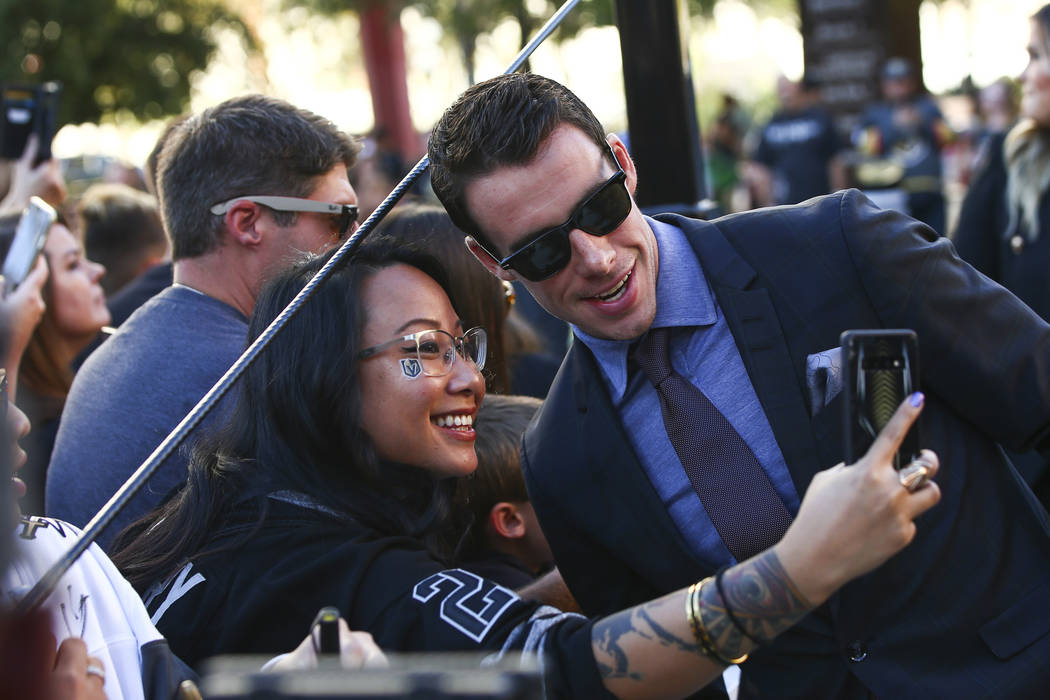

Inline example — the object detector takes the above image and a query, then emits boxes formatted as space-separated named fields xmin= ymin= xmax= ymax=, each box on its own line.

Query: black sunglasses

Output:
xmin=210 ymin=195 xmax=359 ymax=239
xmin=476 ymin=145 xmax=632 ymax=282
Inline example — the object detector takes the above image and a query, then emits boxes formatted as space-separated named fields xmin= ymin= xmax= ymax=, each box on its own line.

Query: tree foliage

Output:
xmin=294 ymin=0 xmax=801 ymax=85
xmin=0 ymin=0 xmax=250 ymax=124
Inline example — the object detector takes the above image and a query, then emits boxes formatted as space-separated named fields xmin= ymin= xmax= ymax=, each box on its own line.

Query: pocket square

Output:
xmin=805 ymin=347 xmax=843 ymax=416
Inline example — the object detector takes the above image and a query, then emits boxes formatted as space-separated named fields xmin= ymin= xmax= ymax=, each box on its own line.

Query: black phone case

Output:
xmin=311 ymin=606 xmax=340 ymax=655
xmin=841 ymin=329 xmax=921 ymax=467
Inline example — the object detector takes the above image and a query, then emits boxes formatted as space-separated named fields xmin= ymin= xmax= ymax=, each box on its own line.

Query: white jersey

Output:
xmin=3 ymin=516 xmax=178 ymax=700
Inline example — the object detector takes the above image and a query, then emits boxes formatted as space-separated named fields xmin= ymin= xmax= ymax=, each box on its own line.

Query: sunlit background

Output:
xmin=49 ymin=0 xmax=1048 ymax=168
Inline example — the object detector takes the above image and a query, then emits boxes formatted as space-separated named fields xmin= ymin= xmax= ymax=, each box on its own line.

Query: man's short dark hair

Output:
xmin=428 ymin=73 xmax=609 ymax=253
xmin=158 ymin=94 xmax=360 ymax=260
xmin=466 ymin=394 xmax=542 ymax=542
xmin=145 ymin=114 xmax=190 ymax=197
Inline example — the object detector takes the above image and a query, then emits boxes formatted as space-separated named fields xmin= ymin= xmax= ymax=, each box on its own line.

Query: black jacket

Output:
xmin=523 ymin=191 xmax=1050 ymax=699
xmin=142 ymin=498 xmax=609 ymax=699
xmin=953 ymin=131 xmax=1050 ymax=323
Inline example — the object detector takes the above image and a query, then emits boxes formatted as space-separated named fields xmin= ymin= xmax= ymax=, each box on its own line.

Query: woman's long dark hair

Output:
xmin=112 ymin=237 xmax=469 ymax=590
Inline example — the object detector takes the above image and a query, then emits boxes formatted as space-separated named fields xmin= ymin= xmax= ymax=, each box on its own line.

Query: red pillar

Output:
xmin=359 ymin=4 xmax=423 ymax=163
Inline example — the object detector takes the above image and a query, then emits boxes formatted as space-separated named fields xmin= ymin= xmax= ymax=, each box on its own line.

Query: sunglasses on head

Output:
xmin=210 ymin=195 xmax=359 ymax=239
xmin=475 ymin=145 xmax=632 ymax=282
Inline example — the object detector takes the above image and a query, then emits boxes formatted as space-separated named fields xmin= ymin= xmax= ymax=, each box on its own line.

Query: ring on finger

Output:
xmin=899 ymin=458 xmax=932 ymax=492
xmin=85 ymin=662 xmax=105 ymax=683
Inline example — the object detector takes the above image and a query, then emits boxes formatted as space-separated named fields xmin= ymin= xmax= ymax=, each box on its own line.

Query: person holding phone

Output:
xmin=111 ymin=242 xmax=937 ymax=699
xmin=427 ymin=72 xmax=1050 ymax=698
xmin=0 ymin=134 xmax=66 ymax=216
xmin=0 ymin=213 xmax=48 ymax=399
xmin=15 ymin=220 xmax=108 ymax=515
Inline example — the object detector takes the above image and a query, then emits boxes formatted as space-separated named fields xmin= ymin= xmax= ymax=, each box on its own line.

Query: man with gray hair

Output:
xmin=46 ymin=95 xmax=360 ymax=548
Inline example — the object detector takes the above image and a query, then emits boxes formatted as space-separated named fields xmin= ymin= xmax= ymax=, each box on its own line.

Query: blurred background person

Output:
xmin=704 ymin=93 xmax=747 ymax=213
xmin=952 ymin=3 xmax=1050 ymax=507
xmin=16 ymin=219 xmax=108 ymax=515
xmin=76 ymin=183 xmax=168 ymax=299
xmin=854 ymin=57 xmax=953 ymax=234
xmin=0 ymin=214 xmax=48 ymax=400
xmin=73 ymin=182 xmax=170 ymax=366
xmin=748 ymin=74 xmax=846 ymax=207
xmin=978 ymin=77 xmax=1021 ymax=147
xmin=0 ymin=135 xmax=66 ymax=216
xmin=952 ymin=77 xmax=1021 ymax=192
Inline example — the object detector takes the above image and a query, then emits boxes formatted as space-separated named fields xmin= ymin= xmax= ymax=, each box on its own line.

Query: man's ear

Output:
xmin=223 ymin=201 xmax=265 ymax=248
xmin=606 ymin=133 xmax=638 ymax=197
xmin=488 ymin=502 xmax=527 ymax=540
xmin=466 ymin=236 xmax=516 ymax=282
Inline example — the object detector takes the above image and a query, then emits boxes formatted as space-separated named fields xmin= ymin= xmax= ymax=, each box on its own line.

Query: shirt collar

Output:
xmin=573 ymin=216 xmax=717 ymax=402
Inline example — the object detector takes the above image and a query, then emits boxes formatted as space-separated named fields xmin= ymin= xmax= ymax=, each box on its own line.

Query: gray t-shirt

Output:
xmin=46 ymin=285 xmax=248 ymax=549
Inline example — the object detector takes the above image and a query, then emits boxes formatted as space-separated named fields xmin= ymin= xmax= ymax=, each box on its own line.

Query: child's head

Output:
xmin=466 ymin=394 xmax=553 ymax=574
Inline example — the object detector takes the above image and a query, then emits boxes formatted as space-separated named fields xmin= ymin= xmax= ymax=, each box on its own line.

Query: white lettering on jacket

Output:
xmin=143 ymin=562 xmax=205 ymax=625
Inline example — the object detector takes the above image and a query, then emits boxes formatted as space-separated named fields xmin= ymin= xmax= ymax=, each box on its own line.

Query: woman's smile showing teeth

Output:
xmin=433 ymin=413 xmax=475 ymax=431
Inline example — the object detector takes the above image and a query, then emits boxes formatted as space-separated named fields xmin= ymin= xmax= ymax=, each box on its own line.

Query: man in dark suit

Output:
xmin=428 ymin=73 xmax=1050 ymax=698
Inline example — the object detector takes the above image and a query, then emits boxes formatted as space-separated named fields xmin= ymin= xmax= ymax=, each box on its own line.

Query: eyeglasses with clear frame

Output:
xmin=210 ymin=195 xmax=359 ymax=239
xmin=357 ymin=327 xmax=487 ymax=377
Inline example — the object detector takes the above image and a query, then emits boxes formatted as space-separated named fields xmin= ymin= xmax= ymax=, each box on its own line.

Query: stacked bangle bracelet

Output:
xmin=686 ymin=576 xmax=749 ymax=666
xmin=716 ymin=567 xmax=768 ymax=647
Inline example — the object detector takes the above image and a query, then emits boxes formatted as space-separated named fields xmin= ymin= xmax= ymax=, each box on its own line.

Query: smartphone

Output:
xmin=311 ymin=606 xmax=340 ymax=655
xmin=3 ymin=197 xmax=55 ymax=293
xmin=841 ymin=329 xmax=921 ymax=469
xmin=0 ymin=82 xmax=61 ymax=164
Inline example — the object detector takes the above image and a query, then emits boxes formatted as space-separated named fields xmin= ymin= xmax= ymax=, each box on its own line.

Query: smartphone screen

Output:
xmin=3 ymin=197 xmax=55 ymax=293
xmin=841 ymin=329 xmax=921 ymax=468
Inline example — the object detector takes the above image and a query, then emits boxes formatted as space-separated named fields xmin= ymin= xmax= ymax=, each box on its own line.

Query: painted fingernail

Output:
xmin=909 ymin=392 xmax=924 ymax=407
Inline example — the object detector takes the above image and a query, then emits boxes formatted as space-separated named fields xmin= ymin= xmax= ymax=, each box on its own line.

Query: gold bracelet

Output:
xmin=686 ymin=576 xmax=749 ymax=666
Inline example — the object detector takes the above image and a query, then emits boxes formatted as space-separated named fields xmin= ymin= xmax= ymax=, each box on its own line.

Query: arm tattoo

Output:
xmin=590 ymin=550 xmax=813 ymax=685
xmin=700 ymin=549 xmax=813 ymax=658
xmin=592 ymin=591 xmax=699 ymax=682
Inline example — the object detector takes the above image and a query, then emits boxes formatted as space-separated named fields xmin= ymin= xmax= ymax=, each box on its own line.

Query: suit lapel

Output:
xmin=669 ymin=214 xmax=827 ymax=493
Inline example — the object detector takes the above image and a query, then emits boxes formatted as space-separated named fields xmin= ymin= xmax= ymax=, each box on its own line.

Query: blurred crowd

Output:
xmin=707 ymin=57 xmax=1019 ymax=236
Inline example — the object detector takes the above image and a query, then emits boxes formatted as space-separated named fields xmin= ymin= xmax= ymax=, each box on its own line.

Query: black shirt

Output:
xmin=142 ymin=498 xmax=609 ymax=698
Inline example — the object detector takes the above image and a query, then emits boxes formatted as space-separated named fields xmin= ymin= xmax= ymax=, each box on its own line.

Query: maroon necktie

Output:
xmin=634 ymin=327 xmax=793 ymax=561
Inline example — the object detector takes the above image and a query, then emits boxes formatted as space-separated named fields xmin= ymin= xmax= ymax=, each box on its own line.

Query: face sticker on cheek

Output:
xmin=400 ymin=358 xmax=423 ymax=379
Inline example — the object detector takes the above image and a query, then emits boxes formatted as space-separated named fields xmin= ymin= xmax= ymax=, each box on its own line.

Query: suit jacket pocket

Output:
xmin=805 ymin=347 xmax=843 ymax=416
xmin=979 ymin=581 xmax=1050 ymax=659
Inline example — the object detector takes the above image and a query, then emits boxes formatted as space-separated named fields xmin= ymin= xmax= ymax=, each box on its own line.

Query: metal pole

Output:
xmin=17 ymin=0 xmax=582 ymax=614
